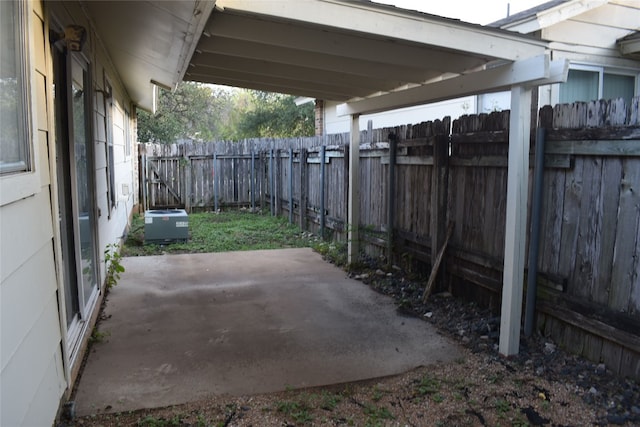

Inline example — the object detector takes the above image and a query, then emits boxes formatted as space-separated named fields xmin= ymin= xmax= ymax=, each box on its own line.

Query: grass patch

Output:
xmin=276 ymin=400 xmax=314 ymax=424
xmin=136 ymin=414 xmax=182 ymax=426
xmin=363 ymin=403 xmax=395 ymax=425
xmin=123 ymin=210 xmax=313 ymax=256
xmin=319 ymin=391 xmax=343 ymax=411
xmin=415 ymin=374 xmax=441 ymax=396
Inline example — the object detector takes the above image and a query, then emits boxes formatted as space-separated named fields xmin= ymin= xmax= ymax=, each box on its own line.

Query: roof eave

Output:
xmin=496 ymin=0 xmax=607 ymax=34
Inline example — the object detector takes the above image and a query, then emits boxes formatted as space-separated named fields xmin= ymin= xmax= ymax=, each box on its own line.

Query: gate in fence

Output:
xmin=140 ymin=141 xmax=263 ymax=211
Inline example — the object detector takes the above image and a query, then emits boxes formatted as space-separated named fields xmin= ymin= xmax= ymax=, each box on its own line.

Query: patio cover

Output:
xmin=82 ymin=0 xmax=569 ymax=356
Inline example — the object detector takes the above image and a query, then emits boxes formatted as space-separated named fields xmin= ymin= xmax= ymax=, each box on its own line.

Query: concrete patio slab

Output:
xmin=74 ymin=248 xmax=461 ymax=415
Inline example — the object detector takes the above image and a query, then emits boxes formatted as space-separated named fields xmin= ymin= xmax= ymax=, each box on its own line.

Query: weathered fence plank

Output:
xmin=609 ymin=160 xmax=640 ymax=312
xmin=137 ymin=97 xmax=640 ymax=379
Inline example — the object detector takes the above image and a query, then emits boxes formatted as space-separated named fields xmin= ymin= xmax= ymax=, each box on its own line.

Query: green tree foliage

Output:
xmin=137 ymin=82 xmax=234 ymax=143
xmin=225 ymin=90 xmax=315 ymax=139
xmin=137 ymin=83 xmax=315 ymax=143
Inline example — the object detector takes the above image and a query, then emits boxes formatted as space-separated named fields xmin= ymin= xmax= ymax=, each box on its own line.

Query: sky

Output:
xmin=371 ymin=0 xmax=550 ymax=25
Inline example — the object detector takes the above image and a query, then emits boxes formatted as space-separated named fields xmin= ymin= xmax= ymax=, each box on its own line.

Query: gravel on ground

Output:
xmin=69 ymin=253 xmax=640 ymax=427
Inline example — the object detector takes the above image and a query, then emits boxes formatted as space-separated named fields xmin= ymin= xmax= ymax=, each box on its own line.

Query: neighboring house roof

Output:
xmin=490 ymin=0 xmax=608 ymax=34
xmin=490 ymin=0 xmax=640 ymax=62
xmin=490 ymin=0 xmax=569 ymax=29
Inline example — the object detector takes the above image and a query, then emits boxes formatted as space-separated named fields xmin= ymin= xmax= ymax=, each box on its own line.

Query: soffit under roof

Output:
xmin=81 ymin=0 xmax=548 ymax=112
xmin=186 ymin=0 xmax=548 ymax=104
xmin=81 ymin=0 xmax=214 ymax=111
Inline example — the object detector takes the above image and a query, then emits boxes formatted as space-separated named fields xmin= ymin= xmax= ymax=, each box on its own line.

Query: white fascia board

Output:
xmin=175 ymin=0 xmax=218 ymax=83
xmin=500 ymin=0 xmax=608 ymax=34
xmin=337 ymin=55 xmax=569 ymax=116
xmin=216 ymin=0 xmax=547 ymax=61
xmin=527 ymin=58 xmax=570 ymax=88
xmin=295 ymin=97 xmax=315 ymax=106
xmin=620 ymin=38 xmax=640 ymax=55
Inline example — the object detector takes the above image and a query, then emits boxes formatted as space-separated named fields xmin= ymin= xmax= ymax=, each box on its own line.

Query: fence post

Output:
xmin=299 ymin=148 xmax=308 ymax=231
xmin=275 ymin=149 xmax=281 ymax=216
xmin=270 ymin=148 xmax=275 ymax=216
xmin=347 ymin=115 xmax=361 ymax=264
xmin=233 ymin=151 xmax=239 ymax=204
xmin=141 ymin=151 xmax=148 ymax=211
xmin=430 ymin=134 xmax=449 ymax=288
xmin=251 ymin=151 xmax=256 ymax=212
xmin=289 ymin=148 xmax=293 ymax=224
xmin=213 ymin=152 xmax=219 ymax=212
xmin=343 ymin=144 xmax=349 ymax=238
xmin=260 ymin=151 xmax=266 ymax=209
xmin=387 ymin=133 xmax=397 ymax=267
xmin=148 ymin=156 xmax=155 ymax=209
xmin=499 ymin=85 xmax=533 ymax=356
xmin=320 ymin=145 xmax=326 ymax=239
xmin=183 ymin=154 xmax=192 ymax=213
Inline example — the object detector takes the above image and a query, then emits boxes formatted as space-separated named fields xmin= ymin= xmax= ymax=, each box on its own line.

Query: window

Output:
xmin=0 ymin=0 xmax=32 ymax=175
xmin=105 ymin=82 xmax=116 ymax=212
xmin=559 ymin=65 xmax=637 ymax=106
xmin=124 ymin=108 xmax=131 ymax=158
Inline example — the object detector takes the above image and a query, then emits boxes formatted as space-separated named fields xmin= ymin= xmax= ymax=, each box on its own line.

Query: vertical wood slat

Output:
xmin=609 ymin=161 xmax=640 ymax=311
xmin=214 ymin=152 xmax=219 ymax=211
xmin=430 ymin=134 xmax=448 ymax=288
xmin=288 ymin=148 xmax=293 ymax=223
xmin=251 ymin=151 xmax=256 ymax=211
xmin=269 ymin=148 xmax=274 ymax=216
xmin=299 ymin=148 xmax=308 ymax=231
xmin=320 ymin=145 xmax=326 ymax=238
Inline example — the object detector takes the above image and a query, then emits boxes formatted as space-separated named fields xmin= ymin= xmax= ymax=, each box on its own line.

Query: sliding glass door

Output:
xmin=53 ymin=45 xmax=99 ymax=353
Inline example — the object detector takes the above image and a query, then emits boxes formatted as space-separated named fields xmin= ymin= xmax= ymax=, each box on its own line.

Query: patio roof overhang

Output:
xmin=83 ymin=0 xmax=570 ymax=358
xmin=82 ymin=0 xmax=561 ymax=114
xmin=187 ymin=0 xmax=552 ymax=104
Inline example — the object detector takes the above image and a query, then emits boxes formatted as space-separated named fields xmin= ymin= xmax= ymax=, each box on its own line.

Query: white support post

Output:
xmin=499 ymin=85 xmax=532 ymax=356
xmin=347 ymin=114 xmax=360 ymax=264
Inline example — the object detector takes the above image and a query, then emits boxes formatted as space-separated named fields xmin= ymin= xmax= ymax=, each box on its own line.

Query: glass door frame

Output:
xmin=53 ymin=43 xmax=101 ymax=362
xmin=68 ymin=52 xmax=99 ymax=320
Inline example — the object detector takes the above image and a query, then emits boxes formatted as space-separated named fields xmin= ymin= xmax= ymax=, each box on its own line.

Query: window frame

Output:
xmin=0 ymin=0 xmax=41 ymax=206
xmin=554 ymin=63 xmax=639 ymax=106
xmin=104 ymin=79 xmax=117 ymax=214
xmin=124 ymin=106 xmax=132 ymax=159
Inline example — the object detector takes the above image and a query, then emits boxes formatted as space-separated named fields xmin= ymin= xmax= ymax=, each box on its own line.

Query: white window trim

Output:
xmin=104 ymin=78 xmax=117 ymax=215
xmin=0 ymin=0 xmax=41 ymax=207
xmin=550 ymin=63 xmax=640 ymax=106
xmin=124 ymin=106 xmax=132 ymax=159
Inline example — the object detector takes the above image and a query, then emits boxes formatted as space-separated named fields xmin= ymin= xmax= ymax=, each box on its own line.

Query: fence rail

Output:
xmin=138 ymin=97 xmax=640 ymax=379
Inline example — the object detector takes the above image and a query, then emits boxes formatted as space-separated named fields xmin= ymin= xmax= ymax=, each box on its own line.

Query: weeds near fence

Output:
xmin=104 ymin=243 xmax=125 ymax=289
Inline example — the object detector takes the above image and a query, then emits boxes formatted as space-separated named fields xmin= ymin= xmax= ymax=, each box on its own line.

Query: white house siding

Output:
xmin=92 ymin=55 xmax=137 ymax=284
xmin=462 ymin=2 xmax=640 ymax=112
xmin=1 ymin=1 xmax=139 ymax=425
xmin=0 ymin=2 xmax=67 ymax=426
xmin=321 ymin=1 xmax=640 ymax=130
xmin=324 ymin=97 xmax=476 ymax=135
xmin=47 ymin=0 xmax=138 ymax=346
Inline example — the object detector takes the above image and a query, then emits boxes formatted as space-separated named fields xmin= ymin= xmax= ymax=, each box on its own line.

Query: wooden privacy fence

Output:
xmin=137 ymin=97 xmax=640 ymax=379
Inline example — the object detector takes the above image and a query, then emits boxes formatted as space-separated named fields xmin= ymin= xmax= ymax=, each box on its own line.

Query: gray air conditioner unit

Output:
xmin=144 ymin=209 xmax=189 ymax=243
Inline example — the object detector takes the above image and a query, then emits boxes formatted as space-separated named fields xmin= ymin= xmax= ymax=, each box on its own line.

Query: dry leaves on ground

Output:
xmin=75 ymin=347 xmax=602 ymax=427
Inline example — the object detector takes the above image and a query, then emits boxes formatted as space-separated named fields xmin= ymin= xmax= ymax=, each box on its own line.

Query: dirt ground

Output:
xmin=69 ymin=254 xmax=639 ymax=427
xmin=71 ymin=352 xmax=599 ymax=426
